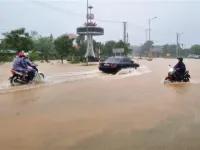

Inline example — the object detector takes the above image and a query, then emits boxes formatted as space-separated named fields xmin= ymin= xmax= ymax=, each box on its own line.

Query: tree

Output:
xmin=162 ymin=44 xmax=177 ymax=57
xmin=102 ymin=41 xmax=116 ymax=56
xmin=1 ymin=28 xmax=33 ymax=52
xmin=0 ymin=41 xmax=3 ymax=50
xmin=30 ymin=30 xmax=40 ymax=40
xmin=34 ymin=36 xmax=54 ymax=62
xmin=54 ymin=35 xmax=74 ymax=63
xmin=141 ymin=41 xmax=154 ymax=53
xmin=29 ymin=49 xmax=39 ymax=61
xmin=115 ymin=40 xmax=130 ymax=55
xmin=191 ymin=45 xmax=200 ymax=55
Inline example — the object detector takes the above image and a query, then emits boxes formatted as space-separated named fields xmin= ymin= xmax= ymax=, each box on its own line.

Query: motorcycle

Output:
xmin=164 ymin=65 xmax=191 ymax=83
xmin=9 ymin=66 xmax=45 ymax=86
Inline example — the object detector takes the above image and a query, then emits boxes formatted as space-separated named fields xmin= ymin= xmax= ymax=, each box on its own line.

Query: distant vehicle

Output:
xmin=99 ymin=56 xmax=140 ymax=74
xmin=187 ymin=54 xmax=200 ymax=59
xmin=187 ymin=54 xmax=195 ymax=58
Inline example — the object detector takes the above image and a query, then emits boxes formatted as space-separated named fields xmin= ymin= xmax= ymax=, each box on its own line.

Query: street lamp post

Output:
xmin=148 ymin=17 xmax=157 ymax=41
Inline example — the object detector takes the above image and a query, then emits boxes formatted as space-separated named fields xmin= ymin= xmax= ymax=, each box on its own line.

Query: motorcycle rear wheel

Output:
xmin=10 ymin=76 xmax=22 ymax=86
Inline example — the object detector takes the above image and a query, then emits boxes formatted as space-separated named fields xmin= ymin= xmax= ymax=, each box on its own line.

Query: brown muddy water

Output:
xmin=0 ymin=59 xmax=200 ymax=150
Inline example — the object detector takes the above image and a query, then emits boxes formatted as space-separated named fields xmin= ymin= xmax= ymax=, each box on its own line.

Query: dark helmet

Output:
xmin=177 ymin=57 xmax=183 ymax=62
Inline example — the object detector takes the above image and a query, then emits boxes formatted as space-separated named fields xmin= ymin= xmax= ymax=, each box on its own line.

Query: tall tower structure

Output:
xmin=77 ymin=6 xmax=104 ymax=57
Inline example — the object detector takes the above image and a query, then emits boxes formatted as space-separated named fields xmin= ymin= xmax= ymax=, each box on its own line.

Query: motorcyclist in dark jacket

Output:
xmin=23 ymin=53 xmax=37 ymax=81
xmin=174 ymin=57 xmax=186 ymax=77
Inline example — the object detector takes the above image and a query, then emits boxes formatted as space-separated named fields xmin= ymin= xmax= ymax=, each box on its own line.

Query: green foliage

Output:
xmin=191 ymin=45 xmax=200 ymax=55
xmin=102 ymin=41 xmax=116 ymax=56
xmin=54 ymin=35 xmax=74 ymax=63
xmin=102 ymin=40 xmax=130 ymax=56
xmin=0 ymin=42 xmax=2 ymax=50
xmin=66 ymin=56 xmax=73 ymax=61
xmin=2 ymin=27 xmax=200 ymax=62
xmin=34 ymin=36 xmax=54 ymax=62
xmin=114 ymin=40 xmax=130 ymax=55
xmin=141 ymin=40 xmax=154 ymax=53
xmin=71 ymin=56 xmax=82 ymax=64
xmin=0 ymin=55 xmax=14 ymax=62
xmin=162 ymin=44 xmax=177 ymax=57
xmin=67 ymin=55 xmax=86 ymax=64
xmin=29 ymin=50 xmax=39 ymax=61
xmin=2 ymin=28 xmax=33 ymax=52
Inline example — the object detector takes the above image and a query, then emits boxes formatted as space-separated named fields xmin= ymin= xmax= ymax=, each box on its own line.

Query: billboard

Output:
xmin=112 ymin=48 xmax=124 ymax=54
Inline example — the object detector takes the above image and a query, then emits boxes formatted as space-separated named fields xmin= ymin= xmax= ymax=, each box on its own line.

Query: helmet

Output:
xmin=24 ymin=53 xmax=29 ymax=57
xmin=18 ymin=52 xmax=25 ymax=57
xmin=177 ymin=57 xmax=183 ymax=62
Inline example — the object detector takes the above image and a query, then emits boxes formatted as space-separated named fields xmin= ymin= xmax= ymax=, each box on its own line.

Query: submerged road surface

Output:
xmin=0 ymin=59 xmax=200 ymax=150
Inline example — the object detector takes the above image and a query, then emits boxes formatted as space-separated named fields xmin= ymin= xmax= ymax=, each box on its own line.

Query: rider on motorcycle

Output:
xmin=23 ymin=53 xmax=37 ymax=81
xmin=13 ymin=52 xmax=28 ymax=79
xmin=174 ymin=57 xmax=186 ymax=78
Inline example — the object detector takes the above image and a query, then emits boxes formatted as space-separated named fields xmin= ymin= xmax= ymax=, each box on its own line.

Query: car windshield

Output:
xmin=105 ymin=57 xmax=121 ymax=63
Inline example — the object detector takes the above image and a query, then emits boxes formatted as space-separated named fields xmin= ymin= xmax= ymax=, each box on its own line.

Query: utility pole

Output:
xmin=148 ymin=19 xmax=151 ymax=41
xmin=126 ymin=33 xmax=129 ymax=43
xmin=86 ymin=0 xmax=89 ymax=65
xmin=145 ymin=29 xmax=148 ymax=42
xmin=123 ymin=22 xmax=127 ymax=43
xmin=148 ymin=17 xmax=157 ymax=41
xmin=176 ymin=33 xmax=179 ymax=57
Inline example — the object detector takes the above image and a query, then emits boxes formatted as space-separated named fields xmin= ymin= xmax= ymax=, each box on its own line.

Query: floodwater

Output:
xmin=0 ymin=59 xmax=200 ymax=150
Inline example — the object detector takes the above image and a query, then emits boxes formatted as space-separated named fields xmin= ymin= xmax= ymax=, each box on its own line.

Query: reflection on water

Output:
xmin=166 ymin=83 xmax=191 ymax=94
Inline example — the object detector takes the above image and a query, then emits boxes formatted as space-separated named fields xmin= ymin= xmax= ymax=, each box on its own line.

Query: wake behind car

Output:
xmin=99 ymin=56 xmax=140 ymax=74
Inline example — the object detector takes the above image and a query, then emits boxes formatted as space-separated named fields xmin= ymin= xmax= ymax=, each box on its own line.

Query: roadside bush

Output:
xmin=67 ymin=56 xmax=86 ymax=64
xmin=29 ymin=50 xmax=39 ymax=62
xmin=71 ymin=56 xmax=81 ymax=64
xmin=0 ymin=55 xmax=14 ymax=62
xmin=67 ymin=56 xmax=72 ymax=61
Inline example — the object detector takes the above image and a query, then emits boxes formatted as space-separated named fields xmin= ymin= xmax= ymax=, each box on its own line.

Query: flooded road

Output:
xmin=0 ymin=59 xmax=200 ymax=150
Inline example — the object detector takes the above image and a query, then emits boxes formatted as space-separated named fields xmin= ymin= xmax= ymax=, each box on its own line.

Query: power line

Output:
xmin=30 ymin=0 xmax=84 ymax=18
xmin=1 ymin=0 xmax=146 ymax=27
xmin=29 ymin=0 xmax=126 ymax=24
xmin=0 ymin=0 xmax=82 ymax=3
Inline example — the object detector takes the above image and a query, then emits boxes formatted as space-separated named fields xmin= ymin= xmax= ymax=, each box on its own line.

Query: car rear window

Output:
xmin=105 ymin=57 xmax=121 ymax=63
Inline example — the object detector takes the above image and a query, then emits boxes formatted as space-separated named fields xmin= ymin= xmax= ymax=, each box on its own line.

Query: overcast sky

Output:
xmin=0 ymin=0 xmax=200 ymax=47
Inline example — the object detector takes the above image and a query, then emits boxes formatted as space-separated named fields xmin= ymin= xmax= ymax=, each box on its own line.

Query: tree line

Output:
xmin=0 ymin=28 xmax=131 ymax=63
xmin=1 ymin=28 xmax=200 ymax=63
xmin=137 ymin=40 xmax=200 ymax=58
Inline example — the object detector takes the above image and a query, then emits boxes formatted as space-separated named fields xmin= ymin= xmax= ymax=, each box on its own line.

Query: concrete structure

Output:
xmin=76 ymin=6 xmax=104 ymax=57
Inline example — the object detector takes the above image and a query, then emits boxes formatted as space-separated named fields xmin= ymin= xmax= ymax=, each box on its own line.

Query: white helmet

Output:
xmin=24 ymin=53 xmax=29 ymax=57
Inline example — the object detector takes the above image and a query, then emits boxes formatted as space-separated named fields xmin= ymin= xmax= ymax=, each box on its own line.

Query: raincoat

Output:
xmin=174 ymin=62 xmax=186 ymax=76
xmin=13 ymin=56 xmax=28 ymax=74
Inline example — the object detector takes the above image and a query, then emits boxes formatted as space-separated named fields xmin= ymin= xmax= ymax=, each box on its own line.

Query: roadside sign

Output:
xmin=112 ymin=48 xmax=124 ymax=54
